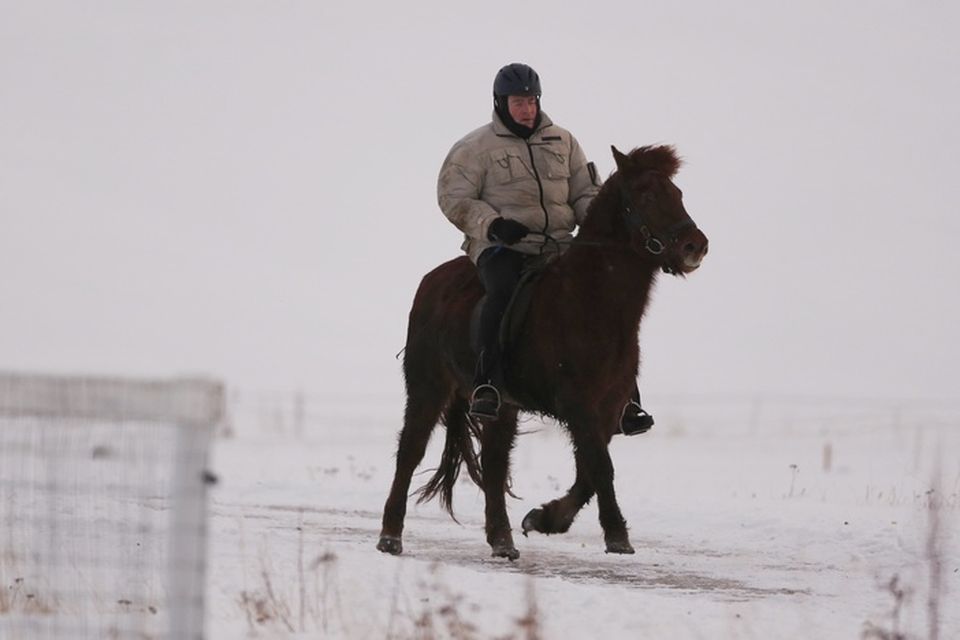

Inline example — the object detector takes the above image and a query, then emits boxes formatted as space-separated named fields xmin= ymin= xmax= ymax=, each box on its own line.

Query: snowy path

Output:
xmin=213 ymin=500 xmax=810 ymax=601
xmin=204 ymin=408 xmax=959 ymax=639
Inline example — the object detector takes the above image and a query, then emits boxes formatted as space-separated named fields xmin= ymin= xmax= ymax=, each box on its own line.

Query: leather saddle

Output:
xmin=469 ymin=261 xmax=546 ymax=377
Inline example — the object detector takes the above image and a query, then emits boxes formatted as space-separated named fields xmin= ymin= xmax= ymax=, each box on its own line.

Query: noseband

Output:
xmin=620 ymin=181 xmax=696 ymax=256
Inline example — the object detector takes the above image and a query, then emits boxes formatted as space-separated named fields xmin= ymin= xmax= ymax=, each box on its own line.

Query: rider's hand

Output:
xmin=487 ymin=218 xmax=530 ymax=245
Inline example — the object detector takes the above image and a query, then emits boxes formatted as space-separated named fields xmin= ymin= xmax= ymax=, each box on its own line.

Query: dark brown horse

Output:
xmin=377 ymin=145 xmax=708 ymax=559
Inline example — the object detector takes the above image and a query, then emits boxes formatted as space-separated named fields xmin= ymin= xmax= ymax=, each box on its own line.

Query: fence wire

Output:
xmin=0 ymin=374 xmax=220 ymax=640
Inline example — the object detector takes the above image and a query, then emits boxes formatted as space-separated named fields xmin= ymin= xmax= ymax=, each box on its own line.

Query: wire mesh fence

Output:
xmin=0 ymin=373 xmax=222 ymax=640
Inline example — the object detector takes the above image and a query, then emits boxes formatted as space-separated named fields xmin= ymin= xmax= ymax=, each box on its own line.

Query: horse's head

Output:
xmin=611 ymin=145 xmax=709 ymax=275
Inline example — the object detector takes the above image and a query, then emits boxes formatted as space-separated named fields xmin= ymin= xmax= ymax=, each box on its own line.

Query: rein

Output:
xmin=523 ymin=177 xmax=696 ymax=258
xmin=524 ymin=232 xmax=613 ymax=252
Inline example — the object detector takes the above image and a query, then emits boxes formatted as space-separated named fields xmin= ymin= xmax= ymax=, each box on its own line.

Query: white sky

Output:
xmin=2 ymin=1 xmax=958 ymax=401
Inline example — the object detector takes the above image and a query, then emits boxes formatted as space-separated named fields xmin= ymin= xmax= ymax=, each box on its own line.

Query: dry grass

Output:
xmin=236 ymin=545 xmax=543 ymax=640
xmin=236 ymin=517 xmax=345 ymax=636
xmin=862 ymin=458 xmax=950 ymax=640
xmin=0 ymin=576 xmax=57 ymax=616
xmin=862 ymin=575 xmax=911 ymax=640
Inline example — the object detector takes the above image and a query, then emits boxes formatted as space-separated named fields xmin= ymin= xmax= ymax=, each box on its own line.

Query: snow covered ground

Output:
xmin=3 ymin=3 xmax=958 ymax=639
xmin=204 ymin=394 xmax=959 ymax=639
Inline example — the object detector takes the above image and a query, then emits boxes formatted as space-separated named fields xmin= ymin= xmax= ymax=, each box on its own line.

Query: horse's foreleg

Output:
xmin=480 ymin=408 xmax=520 ymax=560
xmin=521 ymin=460 xmax=594 ymax=537
xmin=377 ymin=386 xmax=448 ymax=555
xmin=573 ymin=426 xmax=634 ymax=554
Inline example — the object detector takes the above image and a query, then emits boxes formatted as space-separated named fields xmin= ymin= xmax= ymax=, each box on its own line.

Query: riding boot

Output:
xmin=469 ymin=349 xmax=501 ymax=420
xmin=620 ymin=385 xmax=654 ymax=435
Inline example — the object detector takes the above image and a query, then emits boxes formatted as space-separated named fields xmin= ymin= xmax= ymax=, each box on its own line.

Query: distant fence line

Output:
xmin=219 ymin=387 xmax=960 ymax=439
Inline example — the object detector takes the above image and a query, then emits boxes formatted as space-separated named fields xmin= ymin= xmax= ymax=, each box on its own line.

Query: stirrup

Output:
xmin=620 ymin=400 xmax=654 ymax=436
xmin=469 ymin=383 xmax=501 ymax=420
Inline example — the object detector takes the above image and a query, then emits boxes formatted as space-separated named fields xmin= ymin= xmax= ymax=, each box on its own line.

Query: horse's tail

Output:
xmin=415 ymin=395 xmax=482 ymax=520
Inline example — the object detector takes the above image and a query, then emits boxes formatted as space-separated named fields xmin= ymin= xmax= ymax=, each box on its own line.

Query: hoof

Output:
xmin=605 ymin=538 xmax=635 ymax=554
xmin=377 ymin=535 xmax=403 ymax=555
xmin=521 ymin=508 xmax=543 ymax=536
xmin=491 ymin=544 xmax=520 ymax=561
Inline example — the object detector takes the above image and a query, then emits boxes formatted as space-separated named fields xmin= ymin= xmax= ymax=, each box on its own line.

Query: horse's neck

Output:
xmin=554 ymin=242 xmax=658 ymax=331
xmin=562 ymin=184 xmax=659 ymax=323
xmin=576 ymin=179 xmax=621 ymax=242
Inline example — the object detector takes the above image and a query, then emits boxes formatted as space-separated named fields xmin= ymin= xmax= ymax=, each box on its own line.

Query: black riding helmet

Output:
xmin=493 ymin=63 xmax=541 ymax=105
xmin=493 ymin=63 xmax=542 ymax=138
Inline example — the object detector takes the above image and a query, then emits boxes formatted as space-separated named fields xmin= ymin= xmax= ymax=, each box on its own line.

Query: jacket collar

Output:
xmin=491 ymin=110 xmax=554 ymax=139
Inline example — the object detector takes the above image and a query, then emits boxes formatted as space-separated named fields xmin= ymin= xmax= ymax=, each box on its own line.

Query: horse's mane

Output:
xmin=618 ymin=145 xmax=682 ymax=178
xmin=575 ymin=144 xmax=681 ymax=241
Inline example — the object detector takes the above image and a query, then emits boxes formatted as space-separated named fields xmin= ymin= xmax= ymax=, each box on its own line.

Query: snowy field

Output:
xmin=3 ymin=3 xmax=959 ymax=639
xmin=203 ymin=393 xmax=959 ymax=639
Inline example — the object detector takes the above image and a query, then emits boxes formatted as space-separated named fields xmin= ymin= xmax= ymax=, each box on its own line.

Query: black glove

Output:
xmin=487 ymin=217 xmax=530 ymax=245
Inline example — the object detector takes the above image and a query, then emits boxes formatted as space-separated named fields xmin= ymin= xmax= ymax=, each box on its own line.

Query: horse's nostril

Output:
xmin=683 ymin=242 xmax=697 ymax=254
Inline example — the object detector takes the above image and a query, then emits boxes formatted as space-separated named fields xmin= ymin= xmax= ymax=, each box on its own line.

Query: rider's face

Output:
xmin=507 ymin=95 xmax=538 ymax=128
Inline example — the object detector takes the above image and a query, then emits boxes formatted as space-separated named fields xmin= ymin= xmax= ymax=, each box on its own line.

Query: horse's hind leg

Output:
xmin=377 ymin=378 xmax=450 ymax=555
xmin=480 ymin=406 xmax=520 ymax=560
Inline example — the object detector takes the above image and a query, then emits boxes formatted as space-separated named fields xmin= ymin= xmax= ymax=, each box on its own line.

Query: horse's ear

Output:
xmin=611 ymin=145 xmax=631 ymax=172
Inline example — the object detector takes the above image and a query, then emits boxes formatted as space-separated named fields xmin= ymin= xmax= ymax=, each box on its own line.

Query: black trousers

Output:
xmin=475 ymin=247 xmax=528 ymax=385
xmin=473 ymin=246 xmax=645 ymax=412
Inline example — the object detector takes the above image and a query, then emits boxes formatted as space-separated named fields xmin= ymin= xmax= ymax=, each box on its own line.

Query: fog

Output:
xmin=2 ymin=1 xmax=958 ymax=403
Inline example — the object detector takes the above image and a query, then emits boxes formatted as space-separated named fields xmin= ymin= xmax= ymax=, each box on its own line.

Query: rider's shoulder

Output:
xmin=446 ymin=121 xmax=511 ymax=164
xmin=454 ymin=120 xmax=502 ymax=146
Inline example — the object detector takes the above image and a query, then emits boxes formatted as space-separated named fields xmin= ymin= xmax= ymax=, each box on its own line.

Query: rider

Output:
xmin=437 ymin=62 xmax=653 ymax=435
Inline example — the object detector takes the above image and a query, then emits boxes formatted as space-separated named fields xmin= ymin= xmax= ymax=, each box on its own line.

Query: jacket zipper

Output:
xmin=525 ymin=141 xmax=550 ymax=235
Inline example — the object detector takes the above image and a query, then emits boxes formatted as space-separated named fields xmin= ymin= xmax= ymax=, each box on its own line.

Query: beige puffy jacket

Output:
xmin=438 ymin=111 xmax=600 ymax=263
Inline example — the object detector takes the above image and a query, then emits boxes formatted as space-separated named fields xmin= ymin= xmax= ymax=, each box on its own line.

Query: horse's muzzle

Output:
xmin=675 ymin=229 xmax=709 ymax=273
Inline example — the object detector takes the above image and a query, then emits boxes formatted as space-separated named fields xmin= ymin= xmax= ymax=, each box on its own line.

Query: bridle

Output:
xmin=523 ymin=174 xmax=698 ymax=261
xmin=619 ymin=177 xmax=696 ymax=256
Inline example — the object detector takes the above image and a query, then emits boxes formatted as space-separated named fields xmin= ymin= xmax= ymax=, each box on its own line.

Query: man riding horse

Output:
xmin=437 ymin=62 xmax=653 ymax=434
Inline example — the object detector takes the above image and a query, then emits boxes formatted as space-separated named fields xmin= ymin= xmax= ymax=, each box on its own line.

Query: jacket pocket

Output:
xmin=542 ymin=149 xmax=571 ymax=180
xmin=489 ymin=149 xmax=527 ymax=184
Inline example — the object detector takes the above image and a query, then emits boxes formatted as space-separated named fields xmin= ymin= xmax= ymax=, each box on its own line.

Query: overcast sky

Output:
xmin=2 ymin=1 xmax=958 ymax=403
